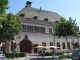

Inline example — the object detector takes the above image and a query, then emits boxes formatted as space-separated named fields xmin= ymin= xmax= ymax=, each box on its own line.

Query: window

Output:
xmin=27 ymin=25 xmax=33 ymax=32
xmin=40 ymin=27 xmax=45 ymax=33
xmin=50 ymin=42 xmax=53 ymax=50
xmin=44 ymin=18 xmax=48 ymax=21
xmin=22 ymin=25 xmax=46 ymax=33
xmin=42 ymin=42 xmax=46 ymax=50
xmin=75 ymin=43 xmax=78 ymax=48
xmin=33 ymin=16 xmax=38 ymax=19
xmin=22 ymin=25 xmax=26 ymax=31
xmin=57 ymin=42 xmax=60 ymax=50
xmin=11 ymin=41 xmax=16 ymax=51
xmin=34 ymin=26 xmax=39 ymax=32
xmin=67 ymin=42 xmax=70 ymax=49
xmin=62 ymin=43 xmax=66 ymax=49
xmin=19 ymin=14 xmax=25 ymax=17
xmin=49 ymin=28 xmax=52 ymax=34
xmin=42 ymin=42 xmax=46 ymax=46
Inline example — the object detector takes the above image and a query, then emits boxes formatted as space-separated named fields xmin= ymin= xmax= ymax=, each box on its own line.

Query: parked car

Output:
xmin=0 ymin=51 xmax=6 ymax=60
xmin=71 ymin=50 xmax=80 ymax=60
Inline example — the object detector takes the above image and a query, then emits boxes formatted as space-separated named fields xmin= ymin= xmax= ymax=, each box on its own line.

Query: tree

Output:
xmin=54 ymin=17 xmax=78 ymax=52
xmin=0 ymin=0 xmax=22 ymax=52
xmin=0 ymin=0 xmax=22 ymax=42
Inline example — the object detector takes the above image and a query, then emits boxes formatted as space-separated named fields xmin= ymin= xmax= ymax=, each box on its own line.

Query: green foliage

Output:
xmin=0 ymin=0 xmax=9 ymax=29
xmin=54 ymin=17 xmax=78 ymax=38
xmin=39 ymin=52 xmax=52 ymax=56
xmin=55 ymin=52 xmax=63 ymax=55
xmin=61 ymin=54 xmax=71 ymax=58
xmin=0 ymin=0 xmax=22 ymax=42
xmin=0 ymin=13 xmax=22 ymax=41
xmin=0 ymin=0 xmax=9 ymax=14
xmin=54 ymin=17 xmax=78 ymax=52
xmin=5 ymin=52 xmax=26 ymax=58
xmin=44 ymin=52 xmax=52 ymax=56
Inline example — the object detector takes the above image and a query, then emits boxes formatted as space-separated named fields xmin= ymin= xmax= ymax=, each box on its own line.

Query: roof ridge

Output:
xmin=28 ymin=7 xmax=61 ymax=17
xmin=16 ymin=7 xmax=61 ymax=22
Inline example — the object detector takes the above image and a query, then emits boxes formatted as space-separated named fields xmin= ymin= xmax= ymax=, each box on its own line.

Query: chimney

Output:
xmin=25 ymin=1 xmax=32 ymax=8
xmin=40 ymin=7 xmax=41 ymax=11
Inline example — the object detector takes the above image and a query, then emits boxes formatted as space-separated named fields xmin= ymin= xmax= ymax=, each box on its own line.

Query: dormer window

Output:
xmin=55 ymin=21 xmax=58 ymax=23
xmin=44 ymin=18 xmax=48 ymax=21
xmin=33 ymin=16 xmax=38 ymax=19
xmin=19 ymin=14 xmax=25 ymax=17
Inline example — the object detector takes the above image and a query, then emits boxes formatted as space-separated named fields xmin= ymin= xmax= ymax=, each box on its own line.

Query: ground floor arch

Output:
xmin=20 ymin=39 xmax=32 ymax=53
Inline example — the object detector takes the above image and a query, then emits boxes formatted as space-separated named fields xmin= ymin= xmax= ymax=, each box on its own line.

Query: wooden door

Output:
xmin=20 ymin=40 xmax=32 ymax=53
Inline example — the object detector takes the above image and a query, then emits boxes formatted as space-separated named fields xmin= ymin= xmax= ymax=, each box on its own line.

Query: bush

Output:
xmin=19 ymin=52 xmax=26 ymax=57
xmin=5 ymin=52 xmax=11 ymax=58
xmin=39 ymin=51 xmax=63 ymax=56
xmin=55 ymin=52 xmax=63 ymax=55
xmin=5 ymin=52 xmax=26 ymax=58
xmin=44 ymin=52 xmax=52 ymax=56
xmin=61 ymin=54 xmax=71 ymax=58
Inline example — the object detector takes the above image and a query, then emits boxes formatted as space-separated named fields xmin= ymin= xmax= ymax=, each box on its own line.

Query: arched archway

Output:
xmin=20 ymin=40 xmax=32 ymax=53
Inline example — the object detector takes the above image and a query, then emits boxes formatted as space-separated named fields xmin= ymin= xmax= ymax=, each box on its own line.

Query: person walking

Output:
xmin=52 ymin=49 xmax=54 ymax=58
xmin=41 ymin=49 xmax=44 ymax=58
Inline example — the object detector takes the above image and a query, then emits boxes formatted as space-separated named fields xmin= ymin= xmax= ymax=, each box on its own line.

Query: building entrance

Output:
xmin=20 ymin=40 xmax=32 ymax=53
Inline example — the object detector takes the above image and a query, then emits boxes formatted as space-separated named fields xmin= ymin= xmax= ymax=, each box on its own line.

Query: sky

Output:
xmin=6 ymin=0 xmax=80 ymax=30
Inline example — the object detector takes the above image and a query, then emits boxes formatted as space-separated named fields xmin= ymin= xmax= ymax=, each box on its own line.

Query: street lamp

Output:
xmin=12 ymin=40 xmax=16 ymax=59
xmin=77 ymin=31 xmax=79 ymax=49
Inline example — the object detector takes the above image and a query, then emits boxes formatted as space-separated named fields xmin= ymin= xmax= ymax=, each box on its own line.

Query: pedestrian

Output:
xmin=52 ymin=49 xmax=54 ymax=58
xmin=41 ymin=49 xmax=44 ymax=58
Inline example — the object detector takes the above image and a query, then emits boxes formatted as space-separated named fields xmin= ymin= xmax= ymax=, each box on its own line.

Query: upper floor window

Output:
xmin=49 ymin=28 xmax=52 ymax=34
xmin=22 ymin=25 xmax=26 ymax=31
xmin=40 ymin=27 xmax=45 ymax=33
xmin=22 ymin=25 xmax=45 ymax=33
xmin=27 ymin=25 xmax=33 ymax=32
xmin=34 ymin=26 xmax=39 ymax=32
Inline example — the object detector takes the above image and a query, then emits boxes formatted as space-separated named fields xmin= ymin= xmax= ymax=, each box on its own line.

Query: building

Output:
xmin=10 ymin=1 xmax=80 ymax=53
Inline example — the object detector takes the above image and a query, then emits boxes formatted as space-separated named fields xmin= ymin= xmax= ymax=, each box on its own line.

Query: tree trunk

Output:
xmin=4 ymin=40 xmax=9 ymax=53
